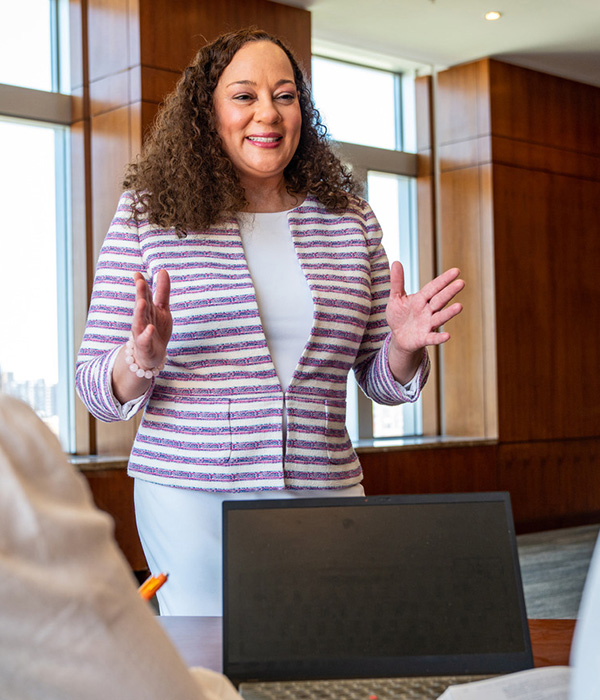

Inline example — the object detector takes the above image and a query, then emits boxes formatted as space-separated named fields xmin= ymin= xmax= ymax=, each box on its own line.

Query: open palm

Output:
xmin=130 ymin=269 xmax=173 ymax=368
xmin=386 ymin=261 xmax=464 ymax=354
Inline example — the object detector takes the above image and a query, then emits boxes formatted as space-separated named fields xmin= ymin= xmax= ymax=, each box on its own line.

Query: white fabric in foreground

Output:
xmin=0 ymin=393 xmax=240 ymax=700
xmin=570 ymin=530 xmax=600 ymax=700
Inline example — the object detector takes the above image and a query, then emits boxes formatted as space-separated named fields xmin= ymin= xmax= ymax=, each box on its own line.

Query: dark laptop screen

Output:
xmin=223 ymin=493 xmax=533 ymax=683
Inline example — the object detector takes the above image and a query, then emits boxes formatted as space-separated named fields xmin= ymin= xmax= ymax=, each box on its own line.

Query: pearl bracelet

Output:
xmin=124 ymin=336 xmax=165 ymax=379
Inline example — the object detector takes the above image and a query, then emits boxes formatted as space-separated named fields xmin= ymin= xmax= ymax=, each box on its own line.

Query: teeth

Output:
xmin=248 ymin=136 xmax=280 ymax=143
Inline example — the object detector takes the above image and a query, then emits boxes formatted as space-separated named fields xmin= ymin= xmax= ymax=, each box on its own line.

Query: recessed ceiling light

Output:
xmin=485 ymin=11 xmax=502 ymax=20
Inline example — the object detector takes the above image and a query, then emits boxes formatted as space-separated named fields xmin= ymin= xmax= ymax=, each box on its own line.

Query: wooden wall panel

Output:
xmin=493 ymin=164 xmax=600 ymax=441
xmin=489 ymin=60 xmax=600 ymax=156
xmin=438 ymin=165 xmax=490 ymax=436
xmin=81 ymin=467 xmax=147 ymax=570
xmin=414 ymin=75 xmax=439 ymax=435
xmin=138 ymin=0 xmax=312 ymax=75
xmin=498 ymin=439 xmax=600 ymax=532
xmin=436 ymin=60 xmax=490 ymax=143
xmin=87 ymin=0 xmax=133 ymax=82
xmin=478 ymin=163 xmax=498 ymax=439
xmin=90 ymin=107 xmax=131 ymax=264
xmin=409 ymin=58 xmax=600 ymax=538
xmin=418 ymin=62 xmax=497 ymax=440
xmin=359 ymin=443 xmax=498 ymax=496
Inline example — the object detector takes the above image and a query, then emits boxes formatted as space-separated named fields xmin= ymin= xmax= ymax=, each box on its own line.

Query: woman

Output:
xmin=76 ymin=28 xmax=464 ymax=615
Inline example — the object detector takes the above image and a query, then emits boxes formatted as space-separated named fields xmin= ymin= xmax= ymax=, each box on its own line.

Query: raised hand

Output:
xmin=130 ymin=269 xmax=173 ymax=369
xmin=111 ymin=269 xmax=173 ymax=404
xmin=386 ymin=261 xmax=465 ymax=383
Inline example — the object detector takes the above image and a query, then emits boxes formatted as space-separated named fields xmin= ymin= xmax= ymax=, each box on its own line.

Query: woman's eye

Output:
xmin=233 ymin=93 xmax=254 ymax=102
xmin=276 ymin=92 xmax=296 ymax=102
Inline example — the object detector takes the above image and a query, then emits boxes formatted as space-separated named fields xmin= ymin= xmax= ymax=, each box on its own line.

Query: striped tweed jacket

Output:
xmin=76 ymin=192 xmax=430 ymax=491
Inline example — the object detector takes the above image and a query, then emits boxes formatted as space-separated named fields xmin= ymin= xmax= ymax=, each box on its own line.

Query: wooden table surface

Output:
xmin=159 ymin=616 xmax=576 ymax=673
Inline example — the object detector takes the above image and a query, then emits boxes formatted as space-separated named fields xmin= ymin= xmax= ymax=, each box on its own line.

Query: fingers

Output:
xmin=133 ymin=272 xmax=152 ymax=307
xmin=154 ymin=268 xmax=171 ymax=309
xmin=426 ymin=330 xmax=451 ymax=346
xmin=432 ymin=301 xmax=463 ymax=329
xmin=420 ymin=268 xmax=463 ymax=304
xmin=389 ymin=261 xmax=406 ymax=298
xmin=429 ymin=279 xmax=465 ymax=313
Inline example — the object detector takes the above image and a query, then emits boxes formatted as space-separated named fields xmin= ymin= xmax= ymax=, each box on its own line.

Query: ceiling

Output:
xmin=282 ymin=0 xmax=600 ymax=86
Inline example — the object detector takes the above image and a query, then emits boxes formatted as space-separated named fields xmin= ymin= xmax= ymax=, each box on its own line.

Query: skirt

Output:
xmin=134 ymin=479 xmax=365 ymax=616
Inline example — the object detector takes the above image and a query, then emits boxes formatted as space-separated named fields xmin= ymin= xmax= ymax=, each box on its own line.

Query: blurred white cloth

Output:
xmin=0 ymin=393 xmax=241 ymax=700
xmin=570 ymin=529 xmax=600 ymax=700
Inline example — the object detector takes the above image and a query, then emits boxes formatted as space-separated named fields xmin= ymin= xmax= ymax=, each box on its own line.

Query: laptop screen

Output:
xmin=223 ymin=492 xmax=533 ymax=683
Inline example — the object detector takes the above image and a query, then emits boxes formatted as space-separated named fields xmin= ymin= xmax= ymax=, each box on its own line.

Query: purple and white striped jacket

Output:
xmin=76 ymin=192 xmax=430 ymax=491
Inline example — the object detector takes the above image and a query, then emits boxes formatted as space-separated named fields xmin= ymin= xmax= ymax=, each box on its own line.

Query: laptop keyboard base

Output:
xmin=239 ymin=674 xmax=492 ymax=700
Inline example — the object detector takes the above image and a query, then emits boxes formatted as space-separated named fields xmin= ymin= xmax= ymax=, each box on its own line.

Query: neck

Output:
xmin=241 ymin=177 xmax=301 ymax=213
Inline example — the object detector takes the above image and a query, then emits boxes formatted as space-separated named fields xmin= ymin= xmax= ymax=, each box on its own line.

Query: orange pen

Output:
xmin=138 ymin=572 xmax=169 ymax=601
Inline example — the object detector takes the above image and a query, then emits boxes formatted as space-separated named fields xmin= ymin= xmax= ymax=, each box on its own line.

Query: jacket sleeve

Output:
xmin=352 ymin=201 xmax=430 ymax=406
xmin=75 ymin=192 xmax=154 ymax=422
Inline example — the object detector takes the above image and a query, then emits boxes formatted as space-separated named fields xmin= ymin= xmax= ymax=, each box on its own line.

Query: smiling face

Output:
xmin=213 ymin=40 xmax=302 ymax=193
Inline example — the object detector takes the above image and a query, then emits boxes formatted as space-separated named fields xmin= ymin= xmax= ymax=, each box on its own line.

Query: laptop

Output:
xmin=222 ymin=492 xmax=533 ymax=699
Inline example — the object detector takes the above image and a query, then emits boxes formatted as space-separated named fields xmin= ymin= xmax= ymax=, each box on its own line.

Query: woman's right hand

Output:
xmin=111 ymin=269 xmax=172 ymax=405
xmin=130 ymin=269 xmax=173 ymax=369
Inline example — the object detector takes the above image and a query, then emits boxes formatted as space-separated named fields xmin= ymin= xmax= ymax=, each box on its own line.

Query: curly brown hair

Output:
xmin=123 ymin=27 xmax=360 ymax=235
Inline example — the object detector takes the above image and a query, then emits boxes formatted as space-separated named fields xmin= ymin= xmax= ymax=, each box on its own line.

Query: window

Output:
xmin=311 ymin=55 xmax=417 ymax=153
xmin=0 ymin=1 xmax=73 ymax=449
xmin=312 ymin=55 xmax=421 ymax=441
xmin=0 ymin=1 xmax=54 ymax=91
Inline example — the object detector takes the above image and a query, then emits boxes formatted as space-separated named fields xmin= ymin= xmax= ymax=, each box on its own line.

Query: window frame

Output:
xmin=337 ymin=143 xmax=421 ymax=442
xmin=0 ymin=0 xmax=74 ymax=450
xmin=311 ymin=55 xmax=424 ymax=443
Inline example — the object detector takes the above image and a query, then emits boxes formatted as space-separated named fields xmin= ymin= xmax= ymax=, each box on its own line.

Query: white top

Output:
xmin=238 ymin=210 xmax=419 ymax=399
xmin=238 ymin=210 xmax=314 ymax=392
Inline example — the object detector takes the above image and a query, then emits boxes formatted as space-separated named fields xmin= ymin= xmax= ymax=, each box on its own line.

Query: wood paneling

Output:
xmin=439 ymin=165 xmax=490 ymax=436
xmin=360 ymin=443 xmax=498 ymax=496
xmin=414 ymin=75 xmax=439 ymax=435
xmin=81 ymin=467 xmax=147 ymax=570
xmin=498 ymin=439 xmax=600 ymax=532
xmin=138 ymin=0 xmax=312 ymax=74
xmin=410 ymin=57 xmax=600 ymax=538
xmin=420 ymin=56 xmax=600 ymax=445
xmin=90 ymin=106 xmax=131 ymax=260
xmin=494 ymin=164 xmax=600 ymax=442
xmin=491 ymin=135 xmax=600 ymax=180
xmin=436 ymin=60 xmax=490 ymax=143
xmin=87 ymin=0 xmax=133 ymax=82
xmin=488 ymin=60 xmax=600 ymax=156
xmin=478 ymin=163 xmax=498 ymax=439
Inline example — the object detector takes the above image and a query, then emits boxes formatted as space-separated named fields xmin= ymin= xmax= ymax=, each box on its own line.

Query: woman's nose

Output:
xmin=255 ymin=98 xmax=281 ymax=124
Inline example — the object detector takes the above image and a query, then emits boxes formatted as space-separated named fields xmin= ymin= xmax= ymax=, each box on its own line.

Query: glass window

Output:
xmin=311 ymin=56 xmax=399 ymax=150
xmin=312 ymin=56 xmax=422 ymax=441
xmin=0 ymin=119 xmax=71 ymax=446
xmin=0 ymin=0 xmax=54 ymax=91
xmin=367 ymin=171 xmax=421 ymax=439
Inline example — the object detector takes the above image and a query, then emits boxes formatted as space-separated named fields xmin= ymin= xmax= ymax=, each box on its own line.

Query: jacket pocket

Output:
xmin=140 ymin=397 xmax=233 ymax=465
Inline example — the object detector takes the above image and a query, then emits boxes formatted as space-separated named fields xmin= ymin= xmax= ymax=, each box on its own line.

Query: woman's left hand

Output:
xmin=386 ymin=261 xmax=465 ymax=384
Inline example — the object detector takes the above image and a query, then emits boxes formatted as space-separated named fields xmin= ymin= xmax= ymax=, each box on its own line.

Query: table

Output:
xmin=158 ymin=617 xmax=576 ymax=673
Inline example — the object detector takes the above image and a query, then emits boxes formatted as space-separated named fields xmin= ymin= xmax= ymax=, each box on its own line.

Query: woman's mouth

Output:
xmin=246 ymin=134 xmax=283 ymax=147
